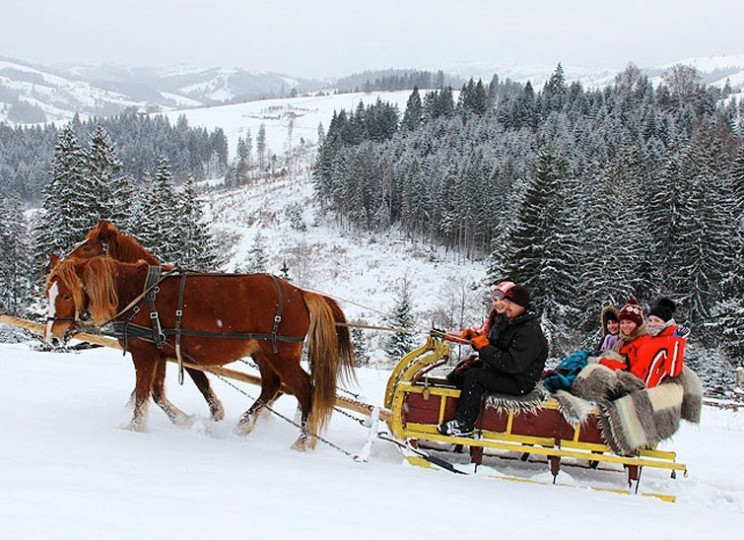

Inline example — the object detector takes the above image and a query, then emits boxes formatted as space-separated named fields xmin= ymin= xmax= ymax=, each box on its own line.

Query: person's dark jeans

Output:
xmin=455 ymin=367 xmax=528 ymax=429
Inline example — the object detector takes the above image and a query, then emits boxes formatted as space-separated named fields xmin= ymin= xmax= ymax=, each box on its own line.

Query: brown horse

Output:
xmin=44 ymin=256 xmax=355 ymax=450
xmin=65 ymin=221 xmax=224 ymax=422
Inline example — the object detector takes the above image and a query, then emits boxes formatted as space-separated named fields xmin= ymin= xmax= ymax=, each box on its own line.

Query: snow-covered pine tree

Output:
xmin=575 ymin=165 xmax=629 ymax=337
xmin=256 ymin=124 xmax=267 ymax=175
xmin=384 ymin=276 xmax=417 ymax=362
xmin=0 ymin=195 xmax=33 ymax=315
xmin=137 ymin=156 xmax=179 ymax=263
xmin=32 ymin=124 xmax=88 ymax=273
xmin=85 ymin=124 xmax=123 ymax=222
xmin=667 ymin=129 xmax=731 ymax=339
xmin=351 ymin=326 xmax=370 ymax=366
xmin=402 ymin=87 xmax=423 ymax=131
xmin=246 ymin=230 xmax=268 ymax=273
xmin=176 ymin=176 xmax=218 ymax=271
xmin=110 ymin=173 xmax=139 ymax=232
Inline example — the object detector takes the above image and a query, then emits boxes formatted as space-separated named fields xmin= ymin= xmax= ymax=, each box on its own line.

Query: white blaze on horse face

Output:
xmin=45 ymin=281 xmax=59 ymax=342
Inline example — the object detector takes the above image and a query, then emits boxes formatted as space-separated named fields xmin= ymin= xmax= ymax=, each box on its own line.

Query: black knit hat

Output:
xmin=504 ymin=285 xmax=530 ymax=308
xmin=649 ymin=297 xmax=676 ymax=322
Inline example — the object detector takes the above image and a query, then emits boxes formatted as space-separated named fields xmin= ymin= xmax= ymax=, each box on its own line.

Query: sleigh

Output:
xmin=384 ymin=336 xmax=689 ymax=502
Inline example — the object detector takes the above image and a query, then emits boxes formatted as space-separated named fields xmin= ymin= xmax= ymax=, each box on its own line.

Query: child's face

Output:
xmin=647 ymin=315 xmax=665 ymax=331
xmin=620 ymin=319 xmax=637 ymax=336
xmin=607 ymin=319 xmax=620 ymax=334
xmin=492 ymin=294 xmax=508 ymax=314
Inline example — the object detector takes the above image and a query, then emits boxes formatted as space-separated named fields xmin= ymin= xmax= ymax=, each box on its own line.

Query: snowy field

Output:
xmin=1 ymin=341 xmax=743 ymax=539
xmin=161 ymin=90 xmax=416 ymax=157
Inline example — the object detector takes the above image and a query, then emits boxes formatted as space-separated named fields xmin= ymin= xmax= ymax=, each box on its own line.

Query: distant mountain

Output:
xmin=0 ymin=56 xmax=328 ymax=125
xmin=61 ymin=63 xmax=328 ymax=104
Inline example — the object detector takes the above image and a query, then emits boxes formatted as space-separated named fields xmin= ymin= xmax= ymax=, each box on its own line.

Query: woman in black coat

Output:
xmin=438 ymin=285 xmax=548 ymax=437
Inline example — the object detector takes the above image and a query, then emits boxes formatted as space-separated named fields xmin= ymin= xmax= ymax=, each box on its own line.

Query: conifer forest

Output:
xmin=313 ymin=65 xmax=744 ymax=387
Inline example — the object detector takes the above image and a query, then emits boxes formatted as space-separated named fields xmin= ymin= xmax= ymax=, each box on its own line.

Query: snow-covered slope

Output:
xmin=202 ymin=147 xmax=485 ymax=361
xmin=161 ymin=90 xmax=415 ymax=157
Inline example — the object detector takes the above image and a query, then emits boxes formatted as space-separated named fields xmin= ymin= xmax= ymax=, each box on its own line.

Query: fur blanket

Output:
xmin=558 ymin=364 xmax=702 ymax=455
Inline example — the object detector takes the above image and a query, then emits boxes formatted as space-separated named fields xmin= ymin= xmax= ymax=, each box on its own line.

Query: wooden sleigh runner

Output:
xmin=384 ymin=336 xmax=697 ymax=502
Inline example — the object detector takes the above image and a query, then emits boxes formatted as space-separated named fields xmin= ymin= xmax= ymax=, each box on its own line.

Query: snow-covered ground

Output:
xmin=1 ymin=340 xmax=742 ymax=539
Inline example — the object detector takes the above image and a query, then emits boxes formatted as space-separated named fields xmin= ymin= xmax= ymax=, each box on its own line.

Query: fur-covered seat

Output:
xmin=484 ymin=383 xmax=550 ymax=415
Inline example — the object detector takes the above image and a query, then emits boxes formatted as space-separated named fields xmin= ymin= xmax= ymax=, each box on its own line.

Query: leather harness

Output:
xmin=109 ymin=267 xmax=305 ymax=381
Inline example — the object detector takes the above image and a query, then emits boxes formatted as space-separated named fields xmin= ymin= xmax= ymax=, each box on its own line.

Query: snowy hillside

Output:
xmin=162 ymin=90 xmax=416 ymax=158
xmin=201 ymin=146 xmax=485 ymax=362
xmin=0 ymin=58 xmax=154 ymax=125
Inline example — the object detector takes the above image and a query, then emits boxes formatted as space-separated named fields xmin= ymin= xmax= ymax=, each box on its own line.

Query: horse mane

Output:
xmin=46 ymin=259 xmax=87 ymax=317
xmin=82 ymin=258 xmax=120 ymax=325
xmin=106 ymin=228 xmax=160 ymax=265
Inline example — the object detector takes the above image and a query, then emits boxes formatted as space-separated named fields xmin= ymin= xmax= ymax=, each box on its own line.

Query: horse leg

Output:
xmin=126 ymin=351 xmax=158 ymax=432
xmin=236 ymin=356 xmax=282 ymax=436
xmin=150 ymin=359 xmax=194 ymax=427
xmin=264 ymin=349 xmax=315 ymax=451
xmin=185 ymin=367 xmax=225 ymax=422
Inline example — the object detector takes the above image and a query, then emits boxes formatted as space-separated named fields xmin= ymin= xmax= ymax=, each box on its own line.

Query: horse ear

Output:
xmin=50 ymin=253 xmax=61 ymax=270
xmin=99 ymin=220 xmax=119 ymax=237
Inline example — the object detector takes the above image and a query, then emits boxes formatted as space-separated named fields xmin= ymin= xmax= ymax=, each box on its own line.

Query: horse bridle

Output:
xmin=45 ymin=315 xmax=79 ymax=344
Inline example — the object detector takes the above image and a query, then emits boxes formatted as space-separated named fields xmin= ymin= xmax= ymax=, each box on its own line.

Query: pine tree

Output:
xmin=351 ymin=327 xmax=370 ymax=366
xmin=176 ymin=176 xmax=217 ymax=270
xmin=256 ymin=124 xmax=267 ymax=174
xmin=402 ymin=87 xmax=423 ymax=131
xmin=384 ymin=276 xmax=417 ymax=362
xmin=246 ymin=230 xmax=268 ymax=273
xmin=0 ymin=195 xmax=33 ymax=316
xmin=667 ymin=130 xmax=731 ymax=337
xmin=33 ymin=124 xmax=88 ymax=273
xmin=85 ymin=123 xmax=122 ymax=221
xmin=110 ymin=174 xmax=138 ymax=231
xmin=137 ymin=156 xmax=179 ymax=263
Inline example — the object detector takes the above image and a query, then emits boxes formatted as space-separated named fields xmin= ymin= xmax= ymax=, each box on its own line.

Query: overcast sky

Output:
xmin=2 ymin=0 xmax=743 ymax=78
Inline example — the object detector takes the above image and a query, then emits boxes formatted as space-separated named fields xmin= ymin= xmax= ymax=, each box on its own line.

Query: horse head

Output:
xmin=67 ymin=220 xmax=121 ymax=259
xmin=44 ymin=257 xmax=120 ymax=343
xmin=68 ymin=221 xmax=160 ymax=265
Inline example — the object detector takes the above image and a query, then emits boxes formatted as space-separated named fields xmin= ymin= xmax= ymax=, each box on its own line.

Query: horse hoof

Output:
xmin=124 ymin=419 xmax=147 ymax=432
xmin=210 ymin=404 xmax=226 ymax=422
xmin=175 ymin=414 xmax=195 ymax=428
xmin=235 ymin=415 xmax=257 ymax=436
xmin=291 ymin=434 xmax=317 ymax=451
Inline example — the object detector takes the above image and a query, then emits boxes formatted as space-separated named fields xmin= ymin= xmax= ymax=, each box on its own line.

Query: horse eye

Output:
xmin=82 ymin=246 xmax=91 ymax=252
xmin=63 ymin=295 xmax=72 ymax=301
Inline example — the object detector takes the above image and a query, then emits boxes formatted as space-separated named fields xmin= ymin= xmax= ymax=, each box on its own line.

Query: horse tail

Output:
xmin=303 ymin=292 xmax=356 ymax=434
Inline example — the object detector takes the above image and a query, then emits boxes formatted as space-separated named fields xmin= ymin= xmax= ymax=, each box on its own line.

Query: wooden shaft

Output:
xmin=0 ymin=313 xmax=392 ymax=421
